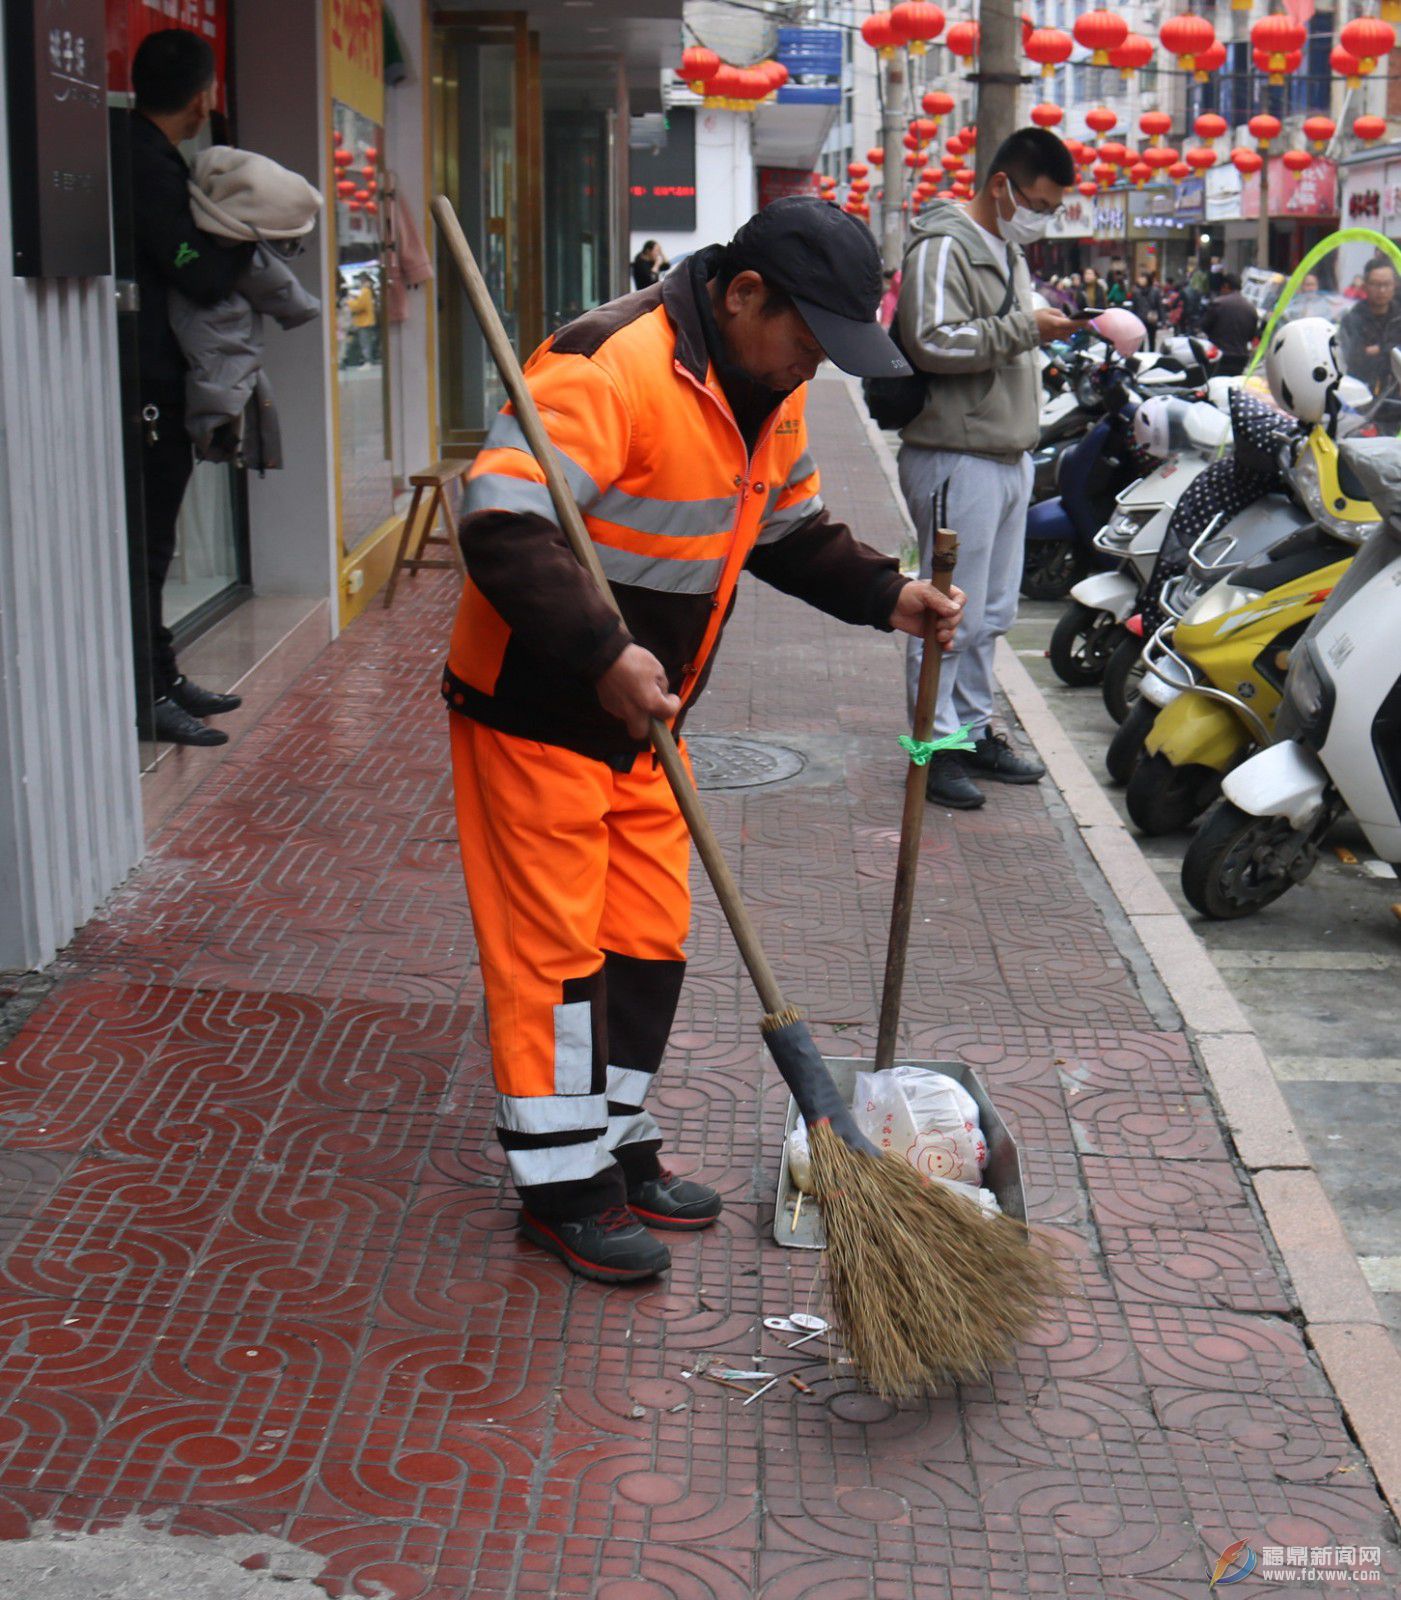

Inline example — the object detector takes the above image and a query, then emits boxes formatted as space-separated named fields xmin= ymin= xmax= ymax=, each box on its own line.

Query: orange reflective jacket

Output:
xmin=443 ymin=258 xmax=906 ymax=764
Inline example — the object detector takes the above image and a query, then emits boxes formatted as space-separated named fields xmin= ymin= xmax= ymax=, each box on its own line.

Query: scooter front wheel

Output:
xmin=1020 ymin=540 xmax=1082 ymax=602
xmin=1126 ymin=753 xmax=1220 ymax=836
xmin=1049 ymin=604 xmax=1121 ymax=687
xmin=1101 ymin=632 xmax=1146 ymax=725
xmin=1106 ymin=699 xmax=1155 ymax=786
xmin=1181 ymin=800 xmax=1318 ymax=920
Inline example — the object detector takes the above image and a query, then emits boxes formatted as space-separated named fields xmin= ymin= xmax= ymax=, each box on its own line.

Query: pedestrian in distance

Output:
xmin=123 ymin=28 xmax=253 ymax=746
xmin=1106 ymin=270 xmax=1127 ymax=308
xmin=1131 ymin=271 xmax=1162 ymax=351
xmin=1338 ymin=256 xmax=1401 ymax=404
xmin=1199 ymin=272 xmax=1259 ymax=377
xmin=1078 ymin=266 xmax=1106 ymax=311
xmin=444 ymin=197 xmax=964 ymax=1283
xmin=630 ymin=238 xmax=670 ymax=290
xmin=894 ymin=125 xmax=1077 ymax=809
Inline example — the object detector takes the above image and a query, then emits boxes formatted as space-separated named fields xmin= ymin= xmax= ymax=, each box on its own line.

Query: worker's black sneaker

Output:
xmin=153 ymin=697 xmax=228 ymax=747
xmin=169 ymin=675 xmax=243 ymax=718
xmin=925 ymin=752 xmax=984 ymax=810
xmin=627 ymin=1169 xmax=722 ymax=1231
xmin=517 ymin=1205 xmax=671 ymax=1282
xmin=965 ymin=729 xmax=1045 ymax=784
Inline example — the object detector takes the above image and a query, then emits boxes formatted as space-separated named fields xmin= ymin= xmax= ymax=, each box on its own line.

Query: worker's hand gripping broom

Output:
xmin=432 ymin=198 xmax=1064 ymax=1396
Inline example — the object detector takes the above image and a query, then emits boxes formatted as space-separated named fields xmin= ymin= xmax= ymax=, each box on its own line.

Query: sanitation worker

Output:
xmin=444 ymin=199 xmax=964 ymax=1283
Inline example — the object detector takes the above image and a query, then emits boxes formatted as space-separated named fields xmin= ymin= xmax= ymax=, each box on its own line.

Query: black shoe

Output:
xmin=169 ymin=676 xmax=242 ymax=717
xmin=925 ymin=752 xmax=985 ymax=810
xmin=965 ymin=729 xmax=1045 ymax=784
xmin=627 ymin=1169 xmax=722 ymax=1231
xmin=518 ymin=1205 xmax=672 ymax=1282
xmin=153 ymin=697 xmax=228 ymax=747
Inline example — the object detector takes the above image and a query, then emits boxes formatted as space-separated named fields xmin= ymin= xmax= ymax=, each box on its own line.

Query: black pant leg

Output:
xmin=139 ymin=401 xmax=194 ymax=698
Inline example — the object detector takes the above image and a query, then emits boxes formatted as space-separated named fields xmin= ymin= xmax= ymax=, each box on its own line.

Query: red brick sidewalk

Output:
xmin=0 ymin=378 xmax=1396 ymax=1597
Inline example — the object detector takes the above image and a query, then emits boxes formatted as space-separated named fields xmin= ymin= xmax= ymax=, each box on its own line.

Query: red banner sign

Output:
xmin=106 ymin=0 xmax=228 ymax=110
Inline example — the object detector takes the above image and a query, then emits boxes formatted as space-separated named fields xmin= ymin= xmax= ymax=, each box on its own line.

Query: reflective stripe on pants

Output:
xmin=449 ymin=716 xmax=690 ymax=1219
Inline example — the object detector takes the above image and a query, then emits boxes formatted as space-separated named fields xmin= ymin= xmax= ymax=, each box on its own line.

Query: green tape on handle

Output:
xmin=898 ymin=724 xmax=977 ymax=767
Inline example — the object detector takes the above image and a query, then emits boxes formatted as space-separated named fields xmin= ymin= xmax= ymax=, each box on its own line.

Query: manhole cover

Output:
xmin=685 ymin=735 xmax=805 ymax=791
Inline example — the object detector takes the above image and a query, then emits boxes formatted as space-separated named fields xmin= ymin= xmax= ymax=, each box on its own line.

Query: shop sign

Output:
xmin=327 ymin=0 xmax=383 ymax=126
xmin=1092 ymin=195 xmax=1126 ymax=235
xmin=1235 ymin=156 xmax=1337 ymax=221
xmin=630 ymin=107 xmax=696 ymax=231
xmin=106 ymin=0 xmax=228 ymax=110
xmin=1205 ymin=163 xmax=1242 ymax=222
xmin=1174 ymin=176 xmax=1204 ymax=223
xmin=775 ymin=27 xmax=841 ymax=106
xmin=1344 ymin=159 xmax=1401 ymax=225
xmin=6 ymin=0 xmax=111 ymax=276
xmin=1046 ymin=192 xmax=1094 ymax=239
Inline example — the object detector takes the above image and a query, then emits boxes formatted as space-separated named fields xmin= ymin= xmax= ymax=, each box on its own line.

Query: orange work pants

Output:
xmin=449 ymin=716 xmax=691 ymax=1219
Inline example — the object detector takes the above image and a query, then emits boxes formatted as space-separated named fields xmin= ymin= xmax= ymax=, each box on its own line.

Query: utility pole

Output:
xmin=881 ymin=50 xmax=907 ymax=270
xmin=1256 ymin=159 xmax=1270 ymax=272
xmin=974 ymin=0 xmax=1020 ymax=186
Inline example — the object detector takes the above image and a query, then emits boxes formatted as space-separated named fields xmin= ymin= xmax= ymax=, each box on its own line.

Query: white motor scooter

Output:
xmin=1181 ymin=433 xmax=1401 ymax=919
xmin=1049 ymin=397 xmax=1229 ymax=687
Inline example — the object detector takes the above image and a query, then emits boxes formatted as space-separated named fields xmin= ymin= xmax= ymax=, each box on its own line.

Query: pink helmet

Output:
xmin=1091 ymin=307 xmax=1147 ymax=357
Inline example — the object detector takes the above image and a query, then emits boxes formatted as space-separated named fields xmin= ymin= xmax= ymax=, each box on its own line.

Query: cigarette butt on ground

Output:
xmin=789 ymin=1376 xmax=813 ymax=1394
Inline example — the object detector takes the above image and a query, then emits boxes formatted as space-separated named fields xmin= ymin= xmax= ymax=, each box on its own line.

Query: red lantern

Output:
xmin=681 ymin=46 xmax=721 ymax=90
xmin=1248 ymin=114 xmax=1282 ymax=152
xmin=1193 ymin=40 xmax=1226 ymax=84
xmin=1252 ymin=46 xmax=1302 ymax=86
xmin=903 ymin=132 xmax=919 ymax=151
xmin=1093 ymin=161 xmax=1117 ymax=185
xmin=1281 ymin=149 xmax=1312 ymax=174
xmin=706 ymin=63 xmax=742 ymax=101
xmin=946 ymin=133 xmax=967 ymax=156
xmin=347 ymin=200 xmax=363 ymax=213
xmin=1231 ymin=148 xmax=1263 ymax=176
xmin=1339 ymin=18 xmax=1396 ymax=76
xmin=1159 ymin=14 xmax=1215 ymax=74
xmin=904 ymin=151 xmax=924 ymax=169
xmin=867 ymin=147 xmax=885 ymax=167
xmin=1073 ymin=9 xmax=1128 ymax=66
xmin=1168 ymin=162 xmax=1192 ymax=184
xmin=922 ymin=89 xmax=954 ymax=121
xmin=1025 ymin=27 xmax=1073 ymax=79
xmin=1140 ymin=111 xmax=1172 ymax=146
xmin=1302 ymin=116 xmax=1336 ymax=152
xmin=861 ymin=12 xmax=900 ymax=54
xmin=944 ymin=19 xmax=979 ymax=59
xmin=361 ymin=165 xmax=376 ymax=182
xmin=889 ymin=2 xmax=946 ymax=54
xmin=1108 ymin=31 xmax=1153 ymax=80
xmin=1143 ymin=146 xmax=1179 ymax=171
xmin=336 ymin=179 xmax=355 ymax=197
xmin=960 ymin=125 xmax=976 ymax=148
xmin=332 ymin=130 xmax=343 ymax=146
xmin=1251 ymin=13 xmax=1306 ymax=83
xmin=850 ymin=179 xmax=870 ymax=195
xmin=921 ymin=166 xmax=940 ymax=184
xmin=1030 ymin=102 xmax=1064 ymax=129
xmin=1185 ymin=146 xmax=1217 ymax=172
xmin=365 ymin=200 xmax=378 ymax=215
xmin=1331 ymin=45 xmax=1364 ymax=89
xmin=353 ymin=187 xmax=370 ymax=201
xmin=941 ymin=152 xmax=962 ymax=172
xmin=1085 ymin=106 xmax=1118 ymax=136
xmin=847 ymin=162 xmax=869 ymax=180
xmin=1078 ymin=180 xmax=1098 ymax=198
xmin=363 ymin=147 xmax=379 ymax=161
xmin=763 ymin=61 xmax=789 ymax=92
xmin=1194 ymin=112 xmax=1227 ymax=146
xmin=334 ymin=148 xmax=353 ymax=167
xmin=1098 ymin=141 xmax=1129 ymax=168
xmin=1128 ymin=161 xmax=1152 ymax=187
xmin=1354 ymin=115 xmax=1389 ymax=145
xmin=910 ymin=116 xmax=938 ymax=144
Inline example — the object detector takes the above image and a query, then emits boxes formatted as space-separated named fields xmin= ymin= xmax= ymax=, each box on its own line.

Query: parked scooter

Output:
xmin=1049 ymin=395 xmax=1228 ymax=687
xmin=1122 ymin=529 xmax=1355 ymax=834
xmin=1181 ymin=434 xmax=1401 ymax=918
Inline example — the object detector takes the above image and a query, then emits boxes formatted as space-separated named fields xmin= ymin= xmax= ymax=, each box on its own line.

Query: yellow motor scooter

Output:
xmin=1124 ymin=531 xmax=1352 ymax=835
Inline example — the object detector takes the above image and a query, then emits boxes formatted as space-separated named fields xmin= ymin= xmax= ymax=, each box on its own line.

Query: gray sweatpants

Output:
xmin=898 ymin=446 xmax=1033 ymax=739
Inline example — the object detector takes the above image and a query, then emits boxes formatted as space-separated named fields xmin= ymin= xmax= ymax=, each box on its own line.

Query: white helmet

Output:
xmin=1132 ymin=395 xmax=1195 ymax=459
xmin=1265 ymin=316 xmax=1343 ymax=424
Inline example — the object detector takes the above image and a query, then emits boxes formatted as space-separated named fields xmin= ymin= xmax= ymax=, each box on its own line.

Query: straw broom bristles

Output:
xmin=808 ymin=1121 xmax=1071 ymax=1398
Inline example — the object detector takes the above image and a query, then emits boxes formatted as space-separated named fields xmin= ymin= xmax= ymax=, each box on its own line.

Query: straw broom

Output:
xmin=432 ymin=197 xmax=1065 ymax=1397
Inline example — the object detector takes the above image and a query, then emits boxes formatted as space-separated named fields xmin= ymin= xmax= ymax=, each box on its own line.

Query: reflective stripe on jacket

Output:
xmin=443 ymin=265 xmax=907 ymax=764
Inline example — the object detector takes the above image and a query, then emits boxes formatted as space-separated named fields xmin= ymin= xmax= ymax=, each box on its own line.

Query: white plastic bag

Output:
xmin=786 ymin=1119 xmax=814 ymax=1194
xmin=854 ymin=1069 xmax=985 ymax=1184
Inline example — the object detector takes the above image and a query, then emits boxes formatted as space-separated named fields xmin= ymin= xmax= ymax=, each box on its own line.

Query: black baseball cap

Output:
xmin=725 ymin=197 xmax=912 ymax=378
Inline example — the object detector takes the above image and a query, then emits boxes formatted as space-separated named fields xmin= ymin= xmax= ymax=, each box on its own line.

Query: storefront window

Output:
xmin=545 ymin=109 xmax=610 ymax=330
xmin=332 ymin=102 xmax=394 ymax=553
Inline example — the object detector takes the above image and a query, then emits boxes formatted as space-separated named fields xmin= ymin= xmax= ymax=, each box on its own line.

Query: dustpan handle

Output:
xmin=875 ymin=529 xmax=958 ymax=1070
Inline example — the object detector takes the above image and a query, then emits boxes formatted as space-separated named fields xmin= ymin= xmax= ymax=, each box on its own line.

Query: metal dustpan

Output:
xmin=773 ymin=1057 xmax=1026 ymax=1249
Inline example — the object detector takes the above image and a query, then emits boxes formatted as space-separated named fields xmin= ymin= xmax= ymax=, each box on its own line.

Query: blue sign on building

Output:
xmin=776 ymin=27 xmax=842 ymax=106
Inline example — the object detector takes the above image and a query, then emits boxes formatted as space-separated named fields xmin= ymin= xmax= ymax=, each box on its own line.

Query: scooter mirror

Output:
xmin=1337 ymin=375 xmax=1372 ymax=411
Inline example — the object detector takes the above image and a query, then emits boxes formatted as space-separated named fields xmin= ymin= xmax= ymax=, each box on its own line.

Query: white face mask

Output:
xmin=995 ymin=180 xmax=1052 ymax=246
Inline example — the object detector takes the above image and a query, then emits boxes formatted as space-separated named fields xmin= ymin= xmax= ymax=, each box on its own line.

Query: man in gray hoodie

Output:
xmin=897 ymin=128 xmax=1078 ymax=808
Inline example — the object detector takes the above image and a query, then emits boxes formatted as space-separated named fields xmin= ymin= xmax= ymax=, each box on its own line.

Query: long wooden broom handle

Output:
xmin=432 ymin=195 xmax=789 ymax=1018
xmin=874 ymin=530 xmax=958 ymax=1070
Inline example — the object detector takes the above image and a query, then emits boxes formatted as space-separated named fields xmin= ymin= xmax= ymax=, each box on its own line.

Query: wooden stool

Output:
xmin=383 ymin=460 xmax=469 ymax=608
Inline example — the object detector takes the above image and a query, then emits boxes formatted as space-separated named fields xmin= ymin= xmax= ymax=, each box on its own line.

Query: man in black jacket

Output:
xmin=1339 ymin=256 xmax=1401 ymax=404
xmin=126 ymin=29 xmax=254 ymax=745
xmin=1200 ymin=273 xmax=1258 ymax=378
